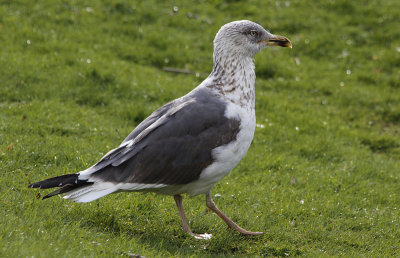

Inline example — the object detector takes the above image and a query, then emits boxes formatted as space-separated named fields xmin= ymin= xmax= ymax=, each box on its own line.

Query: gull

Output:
xmin=29 ymin=20 xmax=291 ymax=239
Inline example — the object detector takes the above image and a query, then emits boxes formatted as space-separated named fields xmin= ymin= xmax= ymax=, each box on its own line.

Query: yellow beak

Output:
xmin=265 ymin=35 xmax=292 ymax=48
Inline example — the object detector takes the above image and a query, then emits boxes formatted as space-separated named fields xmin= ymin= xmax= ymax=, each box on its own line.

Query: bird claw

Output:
xmin=232 ymin=225 xmax=264 ymax=236
xmin=191 ymin=233 xmax=212 ymax=240
xmin=243 ymin=231 xmax=264 ymax=236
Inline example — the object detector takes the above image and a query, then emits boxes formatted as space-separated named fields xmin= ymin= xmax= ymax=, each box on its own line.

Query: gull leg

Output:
xmin=205 ymin=192 xmax=263 ymax=235
xmin=173 ymin=195 xmax=212 ymax=240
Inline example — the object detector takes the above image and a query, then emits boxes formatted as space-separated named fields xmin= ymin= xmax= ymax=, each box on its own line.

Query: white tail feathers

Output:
xmin=62 ymin=182 xmax=167 ymax=203
xmin=63 ymin=185 xmax=117 ymax=203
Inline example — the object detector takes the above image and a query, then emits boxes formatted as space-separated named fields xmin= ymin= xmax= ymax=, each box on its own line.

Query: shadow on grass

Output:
xmin=63 ymin=203 xmax=288 ymax=256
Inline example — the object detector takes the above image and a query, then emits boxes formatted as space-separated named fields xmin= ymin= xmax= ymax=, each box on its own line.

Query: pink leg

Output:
xmin=174 ymin=195 xmax=212 ymax=240
xmin=205 ymin=192 xmax=263 ymax=235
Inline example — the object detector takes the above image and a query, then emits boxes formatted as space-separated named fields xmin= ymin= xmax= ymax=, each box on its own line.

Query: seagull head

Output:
xmin=213 ymin=20 xmax=292 ymax=58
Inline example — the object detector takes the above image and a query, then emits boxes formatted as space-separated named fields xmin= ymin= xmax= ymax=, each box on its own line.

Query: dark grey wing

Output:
xmin=120 ymin=100 xmax=176 ymax=144
xmin=89 ymin=89 xmax=240 ymax=185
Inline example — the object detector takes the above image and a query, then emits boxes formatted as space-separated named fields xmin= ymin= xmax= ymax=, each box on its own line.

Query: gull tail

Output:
xmin=28 ymin=173 xmax=93 ymax=200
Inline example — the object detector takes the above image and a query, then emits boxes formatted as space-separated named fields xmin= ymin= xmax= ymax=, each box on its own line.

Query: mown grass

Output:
xmin=1 ymin=0 xmax=400 ymax=256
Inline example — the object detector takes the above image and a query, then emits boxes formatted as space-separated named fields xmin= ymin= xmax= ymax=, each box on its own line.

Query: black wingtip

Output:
xmin=28 ymin=174 xmax=80 ymax=190
xmin=28 ymin=181 xmax=46 ymax=188
xmin=42 ymin=194 xmax=51 ymax=200
xmin=29 ymin=174 xmax=94 ymax=200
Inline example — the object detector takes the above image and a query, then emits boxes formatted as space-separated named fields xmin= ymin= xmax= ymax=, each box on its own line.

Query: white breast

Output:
xmin=180 ymin=102 xmax=256 ymax=196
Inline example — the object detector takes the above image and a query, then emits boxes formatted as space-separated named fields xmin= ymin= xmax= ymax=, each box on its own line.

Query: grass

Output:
xmin=1 ymin=0 xmax=400 ymax=256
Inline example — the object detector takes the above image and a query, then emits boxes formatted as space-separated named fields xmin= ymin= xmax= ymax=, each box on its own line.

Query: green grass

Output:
xmin=1 ymin=0 xmax=400 ymax=256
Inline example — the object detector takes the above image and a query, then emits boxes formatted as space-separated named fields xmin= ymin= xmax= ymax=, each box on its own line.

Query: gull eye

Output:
xmin=249 ymin=30 xmax=258 ymax=37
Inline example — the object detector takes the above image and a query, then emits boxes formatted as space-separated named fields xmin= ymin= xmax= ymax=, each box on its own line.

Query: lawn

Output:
xmin=1 ymin=0 xmax=400 ymax=256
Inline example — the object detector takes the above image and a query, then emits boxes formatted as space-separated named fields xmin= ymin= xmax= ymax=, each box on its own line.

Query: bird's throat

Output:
xmin=208 ymin=54 xmax=256 ymax=109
